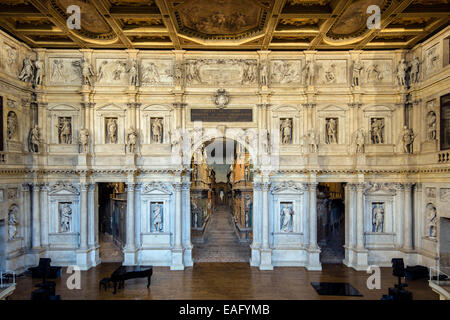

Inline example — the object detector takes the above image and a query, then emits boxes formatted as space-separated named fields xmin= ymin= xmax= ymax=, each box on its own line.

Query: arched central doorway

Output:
xmin=190 ymin=138 xmax=253 ymax=263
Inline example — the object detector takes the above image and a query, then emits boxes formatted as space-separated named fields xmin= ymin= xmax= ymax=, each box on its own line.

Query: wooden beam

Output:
xmin=154 ymin=0 xmax=181 ymax=50
xmin=262 ymin=0 xmax=287 ymax=50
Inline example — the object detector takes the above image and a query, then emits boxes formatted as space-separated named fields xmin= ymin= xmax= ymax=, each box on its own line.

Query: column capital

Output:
xmin=127 ymin=102 xmax=141 ymax=109
xmin=81 ymin=102 xmax=95 ymax=108
xmin=31 ymin=183 xmax=41 ymax=191
xmin=40 ymin=183 xmax=50 ymax=192
xmin=348 ymin=103 xmax=363 ymax=108
xmin=302 ymin=103 xmax=316 ymax=108
xmin=126 ymin=182 xmax=136 ymax=191
xmin=394 ymin=183 xmax=405 ymax=191
xmin=173 ymin=102 xmax=187 ymax=109
xmin=403 ymin=182 xmax=414 ymax=190
xmin=355 ymin=183 xmax=366 ymax=191
xmin=80 ymin=183 xmax=90 ymax=191
xmin=308 ymin=182 xmax=318 ymax=190
xmin=182 ymin=182 xmax=191 ymax=190
xmin=173 ymin=182 xmax=183 ymax=191
xmin=261 ymin=182 xmax=271 ymax=191
xmin=256 ymin=103 xmax=270 ymax=109
xmin=21 ymin=183 xmax=31 ymax=192
xmin=253 ymin=182 xmax=262 ymax=191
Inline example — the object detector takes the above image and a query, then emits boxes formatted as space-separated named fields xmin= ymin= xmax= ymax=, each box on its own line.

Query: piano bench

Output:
xmin=99 ymin=277 xmax=111 ymax=291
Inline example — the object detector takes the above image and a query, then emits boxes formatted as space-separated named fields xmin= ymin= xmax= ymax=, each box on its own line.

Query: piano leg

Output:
xmin=147 ymin=275 xmax=151 ymax=288
xmin=113 ymin=281 xmax=117 ymax=294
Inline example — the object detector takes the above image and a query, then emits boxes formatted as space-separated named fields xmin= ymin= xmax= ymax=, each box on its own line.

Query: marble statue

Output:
xmin=106 ymin=118 xmax=118 ymax=144
xmin=259 ymin=60 xmax=268 ymax=86
xmin=396 ymin=59 xmax=408 ymax=87
xmin=372 ymin=203 xmax=384 ymax=233
xmin=307 ymin=131 xmax=318 ymax=153
xmin=427 ymin=111 xmax=437 ymax=140
xmin=7 ymin=111 xmax=18 ymax=140
xmin=192 ymin=165 xmax=198 ymax=181
xmin=280 ymin=203 xmax=293 ymax=232
xmin=326 ymin=118 xmax=337 ymax=144
xmin=128 ymin=58 xmax=138 ymax=86
xmin=174 ymin=61 xmax=183 ymax=87
xmin=410 ymin=56 xmax=420 ymax=84
xmin=34 ymin=59 xmax=44 ymax=86
xmin=126 ymin=127 xmax=138 ymax=153
xmin=8 ymin=206 xmax=18 ymax=240
xmin=371 ymin=118 xmax=384 ymax=144
xmin=244 ymin=165 xmax=250 ymax=181
xmin=60 ymin=203 xmax=72 ymax=233
xmin=151 ymin=118 xmax=163 ymax=143
xmin=401 ymin=126 xmax=415 ymax=154
xmin=219 ymin=190 xmax=224 ymax=203
xmin=74 ymin=58 xmax=95 ymax=86
xmin=152 ymin=203 xmax=163 ymax=232
xmin=229 ymin=163 xmax=235 ymax=183
xmin=28 ymin=125 xmax=40 ymax=153
xmin=280 ymin=118 xmax=292 ymax=144
xmin=78 ymin=128 xmax=89 ymax=153
xmin=352 ymin=59 xmax=364 ymax=86
xmin=427 ymin=204 xmax=437 ymax=238
xmin=354 ymin=128 xmax=365 ymax=153
xmin=18 ymin=56 xmax=34 ymax=82
xmin=58 ymin=117 xmax=72 ymax=144
xmin=303 ymin=59 xmax=315 ymax=86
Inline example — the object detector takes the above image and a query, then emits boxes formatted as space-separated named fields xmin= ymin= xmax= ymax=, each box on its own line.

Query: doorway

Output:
xmin=317 ymin=182 xmax=345 ymax=264
xmin=97 ymin=182 xmax=125 ymax=263
xmin=191 ymin=138 xmax=252 ymax=263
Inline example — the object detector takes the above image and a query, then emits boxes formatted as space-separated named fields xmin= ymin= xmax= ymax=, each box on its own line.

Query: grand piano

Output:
xmin=110 ymin=266 xmax=153 ymax=294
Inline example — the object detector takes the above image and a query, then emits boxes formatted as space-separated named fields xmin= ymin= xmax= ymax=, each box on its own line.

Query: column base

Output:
xmin=250 ymin=245 xmax=261 ymax=267
xmin=183 ymin=246 xmax=193 ymax=267
xmin=259 ymin=248 xmax=273 ymax=270
xmin=346 ymin=247 xmax=369 ymax=271
xmin=89 ymin=246 xmax=101 ymax=267
xmin=306 ymin=247 xmax=322 ymax=271
xmin=170 ymin=248 xmax=184 ymax=270
xmin=123 ymin=248 xmax=138 ymax=266
xmin=76 ymin=248 xmax=93 ymax=270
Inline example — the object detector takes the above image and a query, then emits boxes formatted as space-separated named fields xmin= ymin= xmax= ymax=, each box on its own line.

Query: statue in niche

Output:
xmin=371 ymin=118 xmax=384 ymax=144
xmin=28 ymin=125 xmax=40 ymax=153
xmin=280 ymin=118 xmax=292 ymax=144
xmin=7 ymin=111 xmax=18 ymax=140
xmin=58 ymin=117 xmax=72 ymax=144
xmin=106 ymin=118 xmax=118 ymax=144
xmin=126 ymin=127 xmax=138 ymax=153
xmin=73 ymin=58 xmax=95 ymax=86
xmin=192 ymin=164 xmax=198 ymax=181
xmin=372 ymin=203 xmax=384 ymax=233
xmin=34 ymin=58 xmax=44 ymax=86
xmin=410 ymin=56 xmax=421 ymax=84
xmin=426 ymin=204 xmax=437 ymax=238
xmin=280 ymin=203 xmax=293 ymax=233
xmin=303 ymin=59 xmax=315 ymax=86
xmin=219 ymin=190 xmax=225 ymax=203
xmin=352 ymin=59 xmax=364 ymax=86
xmin=354 ymin=128 xmax=365 ymax=153
xmin=326 ymin=118 xmax=337 ymax=144
xmin=152 ymin=203 xmax=163 ymax=232
xmin=324 ymin=64 xmax=336 ymax=83
xmin=427 ymin=111 xmax=437 ymax=140
xmin=151 ymin=118 xmax=163 ymax=144
xmin=78 ymin=128 xmax=89 ymax=153
xmin=259 ymin=60 xmax=268 ymax=86
xmin=396 ymin=59 xmax=408 ymax=87
xmin=8 ymin=206 xmax=18 ymax=240
xmin=60 ymin=203 xmax=72 ymax=232
xmin=229 ymin=163 xmax=235 ymax=184
xmin=244 ymin=165 xmax=250 ymax=181
xmin=18 ymin=56 xmax=34 ymax=82
xmin=400 ymin=126 xmax=415 ymax=154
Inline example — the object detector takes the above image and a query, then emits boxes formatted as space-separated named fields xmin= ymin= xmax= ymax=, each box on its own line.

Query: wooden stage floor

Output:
xmin=9 ymin=263 xmax=438 ymax=300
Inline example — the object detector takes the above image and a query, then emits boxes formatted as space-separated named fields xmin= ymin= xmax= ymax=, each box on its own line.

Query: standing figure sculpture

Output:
xmin=326 ymin=118 xmax=337 ymax=144
xmin=427 ymin=205 xmax=437 ymax=238
xmin=128 ymin=58 xmax=138 ymax=86
xmin=427 ymin=112 xmax=437 ymax=140
xmin=396 ymin=59 xmax=408 ymax=87
xmin=18 ymin=56 xmax=34 ymax=82
xmin=60 ymin=203 xmax=72 ymax=233
xmin=354 ymin=128 xmax=365 ymax=153
xmin=303 ymin=59 xmax=315 ymax=86
xmin=410 ymin=56 xmax=420 ymax=84
xmin=372 ymin=204 xmax=384 ymax=233
xmin=308 ymin=131 xmax=318 ymax=153
xmin=78 ymin=128 xmax=89 ymax=153
xmin=79 ymin=58 xmax=95 ymax=86
xmin=352 ymin=59 xmax=364 ymax=86
xmin=259 ymin=60 xmax=268 ymax=86
xmin=280 ymin=204 xmax=293 ymax=232
xmin=371 ymin=119 xmax=384 ymax=144
xmin=280 ymin=118 xmax=292 ymax=144
xmin=126 ymin=127 xmax=138 ymax=153
xmin=152 ymin=204 xmax=163 ymax=232
xmin=107 ymin=118 xmax=118 ymax=144
xmin=401 ymin=126 xmax=415 ymax=154
xmin=8 ymin=206 xmax=18 ymax=240
xmin=151 ymin=118 xmax=163 ymax=143
xmin=28 ymin=125 xmax=40 ymax=153
xmin=34 ymin=59 xmax=44 ymax=86
xmin=59 ymin=118 xmax=72 ymax=144
xmin=7 ymin=112 xmax=18 ymax=140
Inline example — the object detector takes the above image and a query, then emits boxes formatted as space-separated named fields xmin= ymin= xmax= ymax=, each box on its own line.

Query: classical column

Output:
xmin=21 ymin=183 xmax=31 ymax=249
xmin=356 ymin=183 xmax=365 ymax=249
xmin=309 ymin=182 xmax=318 ymax=249
xmin=88 ymin=184 xmax=96 ymax=248
xmin=31 ymin=183 xmax=41 ymax=249
xmin=404 ymin=183 xmax=414 ymax=250
xmin=182 ymin=182 xmax=192 ymax=249
xmin=79 ymin=183 xmax=89 ymax=250
xmin=174 ymin=182 xmax=183 ymax=250
xmin=40 ymin=184 xmax=49 ymax=247
xmin=261 ymin=182 xmax=270 ymax=250
xmin=125 ymin=183 xmax=136 ymax=250
xmin=395 ymin=184 xmax=405 ymax=248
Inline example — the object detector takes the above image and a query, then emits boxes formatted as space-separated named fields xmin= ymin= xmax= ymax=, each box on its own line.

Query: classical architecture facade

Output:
xmin=0 ymin=24 xmax=449 ymax=273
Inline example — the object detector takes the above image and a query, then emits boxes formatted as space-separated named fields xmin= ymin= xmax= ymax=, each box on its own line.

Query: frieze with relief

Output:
xmin=49 ymin=57 xmax=82 ymax=85
xmin=185 ymin=58 xmax=258 ymax=86
xmin=140 ymin=59 xmax=174 ymax=86
xmin=2 ymin=43 xmax=19 ymax=76
xmin=361 ymin=59 xmax=393 ymax=84
xmin=96 ymin=58 xmax=128 ymax=85
xmin=270 ymin=60 xmax=302 ymax=85
xmin=316 ymin=59 xmax=347 ymax=85
xmin=424 ymin=44 xmax=440 ymax=76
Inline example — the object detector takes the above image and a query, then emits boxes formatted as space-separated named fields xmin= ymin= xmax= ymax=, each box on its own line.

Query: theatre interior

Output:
xmin=0 ymin=0 xmax=449 ymax=300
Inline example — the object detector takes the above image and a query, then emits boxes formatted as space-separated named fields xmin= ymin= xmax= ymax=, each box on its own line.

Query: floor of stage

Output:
xmin=8 ymin=262 xmax=438 ymax=300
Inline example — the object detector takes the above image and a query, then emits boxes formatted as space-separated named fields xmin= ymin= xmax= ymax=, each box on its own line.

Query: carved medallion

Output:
xmin=213 ymin=89 xmax=230 ymax=109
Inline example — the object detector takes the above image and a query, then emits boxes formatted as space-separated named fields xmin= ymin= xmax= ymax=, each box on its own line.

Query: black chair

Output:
xmin=35 ymin=281 xmax=56 ymax=296
xmin=28 ymin=258 xmax=62 ymax=280
xmin=391 ymin=258 xmax=407 ymax=289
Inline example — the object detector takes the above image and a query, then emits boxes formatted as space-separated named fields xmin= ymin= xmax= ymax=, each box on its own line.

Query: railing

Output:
xmin=438 ymin=152 xmax=450 ymax=163
xmin=429 ymin=266 xmax=450 ymax=286
xmin=0 ymin=270 xmax=16 ymax=289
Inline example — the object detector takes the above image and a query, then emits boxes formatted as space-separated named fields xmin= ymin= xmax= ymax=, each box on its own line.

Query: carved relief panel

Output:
xmin=96 ymin=58 xmax=128 ymax=85
xmin=2 ymin=43 xmax=19 ymax=77
xmin=48 ymin=57 xmax=82 ymax=85
xmin=140 ymin=59 xmax=174 ymax=86
xmin=361 ymin=59 xmax=393 ymax=85
xmin=269 ymin=59 xmax=302 ymax=86
xmin=424 ymin=43 xmax=440 ymax=76
xmin=316 ymin=59 xmax=347 ymax=85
